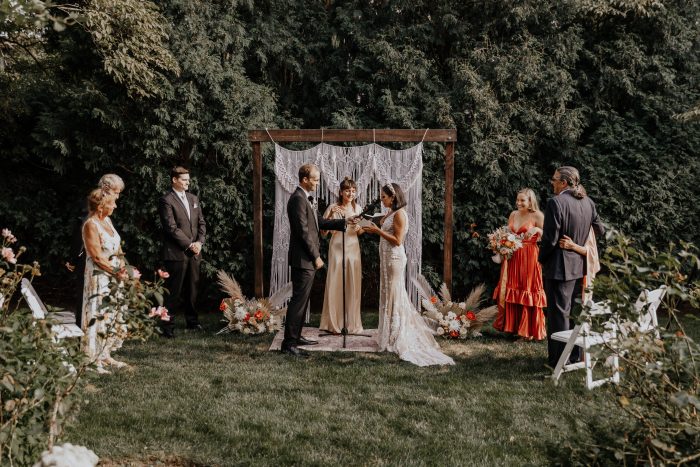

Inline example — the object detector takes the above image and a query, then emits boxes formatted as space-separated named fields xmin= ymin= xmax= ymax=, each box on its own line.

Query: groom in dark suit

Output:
xmin=282 ymin=163 xmax=346 ymax=357
xmin=159 ymin=166 xmax=206 ymax=338
xmin=539 ymin=166 xmax=604 ymax=368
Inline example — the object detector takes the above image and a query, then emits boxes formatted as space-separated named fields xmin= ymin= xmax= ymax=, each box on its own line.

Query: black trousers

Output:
xmin=162 ymin=257 xmax=201 ymax=330
xmin=544 ymin=278 xmax=583 ymax=368
xmin=282 ymin=266 xmax=315 ymax=348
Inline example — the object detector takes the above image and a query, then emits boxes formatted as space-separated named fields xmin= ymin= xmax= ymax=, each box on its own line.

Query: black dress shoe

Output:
xmin=297 ymin=337 xmax=318 ymax=346
xmin=281 ymin=345 xmax=309 ymax=357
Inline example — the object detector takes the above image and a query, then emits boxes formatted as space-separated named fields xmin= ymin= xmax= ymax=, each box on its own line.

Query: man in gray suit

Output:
xmin=159 ymin=166 xmax=206 ymax=337
xmin=282 ymin=163 xmax=346 ymax=357
xmin=539 ymin=166 xmax=604 ymax=368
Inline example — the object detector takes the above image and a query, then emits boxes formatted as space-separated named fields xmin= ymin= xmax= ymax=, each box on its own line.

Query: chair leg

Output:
xmin=584 ymin=350 xmax=594 ymax=390
xmin=552 ymin=325 xmax=582 ymax=384
xmin=612 ymin=354 xmax=620 ymax=384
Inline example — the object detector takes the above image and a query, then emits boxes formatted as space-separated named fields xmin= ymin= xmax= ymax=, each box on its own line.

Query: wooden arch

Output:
xmin=248 ymin=129 xmax=457 ymax=297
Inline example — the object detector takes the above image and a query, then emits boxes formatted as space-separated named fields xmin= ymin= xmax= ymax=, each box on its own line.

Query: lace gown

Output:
xmin=377 ymin=211 xmax=454 ymax=366
xmin=492 ymin=220 xmax=547 ymax=340
xmin=82 ymin=217 xmax=125 ymax=364
xmin=320 ymin=203 xmax=363 ymax=334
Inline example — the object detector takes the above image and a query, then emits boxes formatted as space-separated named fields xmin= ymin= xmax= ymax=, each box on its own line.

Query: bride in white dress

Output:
xmin=363 ymin=183 xmax=454 ymax=367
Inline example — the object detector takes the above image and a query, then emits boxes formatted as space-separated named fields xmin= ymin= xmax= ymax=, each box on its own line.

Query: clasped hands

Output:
xmin=188 ymin=241 xmax=202 ymax=255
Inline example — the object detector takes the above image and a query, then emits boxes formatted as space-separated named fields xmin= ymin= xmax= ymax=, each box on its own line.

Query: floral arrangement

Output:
xmin=413 ymin=275 xmax=498 ymax=339
xmin=216 ymin=270 xmax=292 ymax=335
xmin=1 ymin=228 xmax=41 ymax=314
xmin=487 ymin=226 xmax=524 ymax=261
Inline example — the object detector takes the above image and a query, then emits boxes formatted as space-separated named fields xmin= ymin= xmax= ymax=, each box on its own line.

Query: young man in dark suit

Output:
xmin=159 ymin=166 xmax=206 ymax=338
xmin=539 ymin=166 xmax=604 ymax=368
xmin=282 ymin=163 xmax=347 ymax=357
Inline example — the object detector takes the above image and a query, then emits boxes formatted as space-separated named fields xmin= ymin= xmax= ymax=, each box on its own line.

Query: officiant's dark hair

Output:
xmin=170 ymin=166 xmax=189 ymax=181
xmin=382 ymin=183 xmax=407 ymax=211
xmin=337 ymin=177 xmax=357 ymax=210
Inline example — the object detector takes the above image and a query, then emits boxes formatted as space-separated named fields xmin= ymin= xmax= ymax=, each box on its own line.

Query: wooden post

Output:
xmin=252 ymin=141 xmax=264 ymax=297
xmin=443 ymin=142 xmax=455 ymax=293
xmin=249 ymin=129 xmax=457 ymax=298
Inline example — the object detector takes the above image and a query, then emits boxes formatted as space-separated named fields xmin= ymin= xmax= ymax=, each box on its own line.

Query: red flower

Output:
xmin=449 ymin=330 xmax=459 ymax=338
xmin=219 ymin=300 xmax=228 ymax=312
xmin=243 ymin=313 xmax=251 ymax=322
xmin=466 ymin=311 xmax=477 ymax=321
xmin=254 ymin=310 xmax=264 ymax=321
xmin=430 ymin=296 xmax=438 ymax=304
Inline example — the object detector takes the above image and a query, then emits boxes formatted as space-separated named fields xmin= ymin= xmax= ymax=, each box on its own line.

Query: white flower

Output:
xmin=458 ymin=302 xmax=466 ymax=310
xmin=242 ymin=327 xmax=251 ymax=335
xmin=33 ymin=443 xmax=99 ymax=467
xmin=446 ymin=311 xmax=457 ymax=321
xmin=448 ymin=320 xmax=461 ymax=331
xmin=436 ymin=327 xmax=445 ymax=335
xmin=234 ymin=307 xmax=247 ymax=321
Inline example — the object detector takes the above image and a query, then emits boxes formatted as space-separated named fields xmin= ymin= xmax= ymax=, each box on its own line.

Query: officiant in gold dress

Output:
xmin=320 ymin=177 xmax=364 ymax=334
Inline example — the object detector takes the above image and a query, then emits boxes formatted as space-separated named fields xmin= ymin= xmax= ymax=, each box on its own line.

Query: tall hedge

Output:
xmin=1 ymin=0 xmax=698 ymax=299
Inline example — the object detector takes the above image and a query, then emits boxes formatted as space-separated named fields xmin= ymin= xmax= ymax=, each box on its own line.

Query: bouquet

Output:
xmin=487 ymin=226 xmax=524 ymax=261
xmin=413 ymin=275 xmax=498 ymax=339
xmin=216 ymin=270 xmax=292 ymax=335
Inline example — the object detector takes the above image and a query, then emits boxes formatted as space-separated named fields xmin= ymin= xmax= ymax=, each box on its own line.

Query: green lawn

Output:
xmin=64 ymin=311 xmax=699 ymax=466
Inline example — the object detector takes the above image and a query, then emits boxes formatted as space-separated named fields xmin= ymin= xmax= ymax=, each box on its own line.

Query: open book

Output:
xmin=358 ymin=213 xmax=384 ymax=229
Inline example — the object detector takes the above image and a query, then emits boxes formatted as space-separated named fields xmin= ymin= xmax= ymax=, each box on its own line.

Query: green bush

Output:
xmin=559 ymin=229 xmax=700 ymax=465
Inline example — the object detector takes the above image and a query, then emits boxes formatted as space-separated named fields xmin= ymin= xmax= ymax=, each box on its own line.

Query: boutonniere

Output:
xmin=193 ymin=203 xmax=199 ymax=209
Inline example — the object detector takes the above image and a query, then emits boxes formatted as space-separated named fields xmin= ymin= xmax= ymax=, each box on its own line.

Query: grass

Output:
xmin=64 ymin=310 xmax=700 ymax=466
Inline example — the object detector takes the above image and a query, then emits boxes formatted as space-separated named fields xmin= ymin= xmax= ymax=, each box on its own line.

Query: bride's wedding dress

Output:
xmin=377 ymin=211 xmax=454 ymax=366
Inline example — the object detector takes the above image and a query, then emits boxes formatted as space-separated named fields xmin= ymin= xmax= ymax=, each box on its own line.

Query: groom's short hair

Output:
xmin=298 ymin=164 xmax=316 ymax=182
xmin=170 ymin=166 xmax=189 ymax=181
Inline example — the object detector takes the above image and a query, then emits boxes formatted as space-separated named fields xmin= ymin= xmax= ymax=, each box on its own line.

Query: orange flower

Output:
xmin=430 ymin=296 xmax=438 ymax=304
xmin=219 ymin=300 xmax=228 ymax=311
xmin=472 ymin=232 xmax=480 ymax=238
xmin=254 ymin=310 xmax=264 ymax=321
xmin=243 ymin=313 xmax=251 ymax=322
xmin=449 ymin=330 xmax=459 ymax=338
xmin=466 ymin=311 xmax=476 ymax=321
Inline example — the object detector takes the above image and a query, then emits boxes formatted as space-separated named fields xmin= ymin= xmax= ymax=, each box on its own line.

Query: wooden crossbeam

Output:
xmin=248 ymin=129 xmax=456 ymax=143
xmin=250 ymin=129 xmax=457 ymax=298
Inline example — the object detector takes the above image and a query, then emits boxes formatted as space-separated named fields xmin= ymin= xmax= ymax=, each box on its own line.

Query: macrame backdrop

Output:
xmin=270 ymin=142 xmax=424 ymax=312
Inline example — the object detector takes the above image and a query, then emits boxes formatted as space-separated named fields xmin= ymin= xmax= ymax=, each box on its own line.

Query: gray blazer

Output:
xmin=159 ymin=190 xmax=206 ymax=262
xmin=538 ymin=190 xmax=604 ymax=281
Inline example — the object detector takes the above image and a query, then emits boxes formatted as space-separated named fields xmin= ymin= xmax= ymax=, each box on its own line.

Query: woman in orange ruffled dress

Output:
xmin=492 ymin=188 xmax=547 ymax=341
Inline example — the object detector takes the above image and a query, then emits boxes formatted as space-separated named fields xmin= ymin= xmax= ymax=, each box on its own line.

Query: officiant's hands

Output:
xmin=314 ymin=257 xmax=324 ymax=270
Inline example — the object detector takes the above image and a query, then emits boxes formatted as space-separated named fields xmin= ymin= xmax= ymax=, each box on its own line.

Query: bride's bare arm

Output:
xmin=369 ymin=210 xmax=405 ymax=247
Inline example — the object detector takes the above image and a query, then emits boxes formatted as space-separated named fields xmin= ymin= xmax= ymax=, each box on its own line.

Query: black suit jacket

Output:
xmin=287 ymin=187 xmax=345 ymax=270
xmin=159 ymin=190 xmax=206 ymax=261
xmin=538 ymin=190 xmax=604 ymax=281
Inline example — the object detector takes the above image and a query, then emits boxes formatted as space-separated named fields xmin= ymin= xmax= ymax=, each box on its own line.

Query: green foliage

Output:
xmin=561 ymin=229 xmax=700 ymax=465
xmin=0 ymin=0 xmax=699 ymax=300
xmin=81 ymin=0 xmax=180 ymax=98
xmin=0 ymin=231 xmax=84 ymax=466
xmin=0 ymin=313 xmax=84 ymax=467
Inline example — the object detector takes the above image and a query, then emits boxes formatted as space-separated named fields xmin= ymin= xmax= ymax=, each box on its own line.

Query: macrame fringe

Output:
xmin=270 ymin=142 xmax=424 ymax=313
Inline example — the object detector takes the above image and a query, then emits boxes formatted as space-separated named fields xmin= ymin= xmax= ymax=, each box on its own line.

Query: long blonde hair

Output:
xmin=517 ymin=188 xmax=540 ymax=212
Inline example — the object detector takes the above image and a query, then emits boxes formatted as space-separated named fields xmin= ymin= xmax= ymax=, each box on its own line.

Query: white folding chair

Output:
xmin=551 ymin=286 xmax=666 ymax=389
xmin=20 ymin=278 xmax=83 ymax=339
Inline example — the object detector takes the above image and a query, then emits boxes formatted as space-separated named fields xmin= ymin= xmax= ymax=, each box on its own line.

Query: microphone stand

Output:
xmin=319 ymin=206 xmax=371 ymax=348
